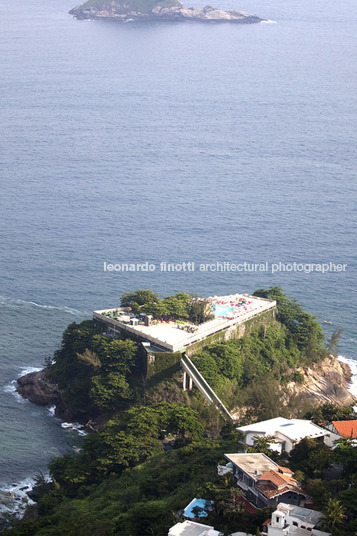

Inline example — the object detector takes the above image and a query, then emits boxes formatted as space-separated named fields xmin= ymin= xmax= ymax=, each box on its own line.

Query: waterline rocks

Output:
xmin=69 ymin=0 xmax=264 ymax=24
xmin=17 ymin=370 xmax=61 ymax=407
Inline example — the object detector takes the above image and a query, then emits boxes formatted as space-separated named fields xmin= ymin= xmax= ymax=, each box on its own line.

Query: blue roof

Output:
xmin=184 ymin=498 xmax=213 ymax=518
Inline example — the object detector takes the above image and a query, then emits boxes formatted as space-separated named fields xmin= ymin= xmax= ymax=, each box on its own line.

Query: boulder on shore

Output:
xmin=17 ymin=370 xmax=61 ymax=407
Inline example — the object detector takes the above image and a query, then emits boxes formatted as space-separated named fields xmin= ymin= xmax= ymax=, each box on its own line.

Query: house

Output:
xmin=324 ymin=420 xmax=357 ymax=447
xmin=224 ymin=453 xmax=308 ymax=509
xmin=168 ymin=520 xmax=220 ymax=536
xmin=261 ymin=502 xmax=331 ymax=536
xmin=237 ymin=418 xmax=329 ymax=453
xmin=168 ymin=520 xmax=252 ymax=536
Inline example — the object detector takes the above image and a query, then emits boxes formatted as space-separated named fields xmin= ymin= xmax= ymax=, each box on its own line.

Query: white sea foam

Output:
xmin=261 ymin=19 xmax=277 ymax=24
xmin=17 ymin=366 xmax=42 ymax=377
xmin=0 ymin=295 xmax=86 ymax=316
xmin=61 ymin=422 xmax=88 ymax=436
xmin=338 ymin=355 xmax=357 ymax=398
xmin=47 ymin=405 xmax=56 ymax=417
xmin=3 ymin=380 xmax=28 ymax=404
xmin=0 ymin=477 xmax=37 ymax=517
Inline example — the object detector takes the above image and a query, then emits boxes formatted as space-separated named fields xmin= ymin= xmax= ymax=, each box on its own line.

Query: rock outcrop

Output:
xmin=17 ymin=370 xmax=75 ymax=421
xmin=17 ymin=370 xmax=61 ymax=407
xmin=69 ymin=0 xmax=263 ymax=24
xmin=287 ymin=356 xmax=355 ymax=407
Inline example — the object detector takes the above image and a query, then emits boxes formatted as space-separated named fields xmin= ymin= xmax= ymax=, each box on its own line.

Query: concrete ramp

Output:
xmin=181 ymin=353 xmax=233 ymax=422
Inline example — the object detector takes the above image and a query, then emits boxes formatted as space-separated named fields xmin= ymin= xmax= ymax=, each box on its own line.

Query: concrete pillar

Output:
xmin=188 ymin=376 xmax=193 ymax=391
xmin=183 ymin=371 xmax=187 ymax=391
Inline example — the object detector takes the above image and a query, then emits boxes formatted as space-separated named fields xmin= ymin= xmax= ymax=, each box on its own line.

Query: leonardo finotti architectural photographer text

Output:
xmin=103 ymin=261 xmax=347 ymax=274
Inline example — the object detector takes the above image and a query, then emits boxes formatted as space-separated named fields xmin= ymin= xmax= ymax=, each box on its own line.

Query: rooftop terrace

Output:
xmin=93 ymin=293 xmax=276 ymax=353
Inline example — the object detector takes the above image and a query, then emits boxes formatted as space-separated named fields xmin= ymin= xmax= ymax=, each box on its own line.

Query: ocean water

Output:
xmin=0 ymin=0 xmax=356 ymax=508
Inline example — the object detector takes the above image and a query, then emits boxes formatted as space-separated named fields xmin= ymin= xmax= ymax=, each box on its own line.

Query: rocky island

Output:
xmin=69 ymin=0 xmax=264 ymax=24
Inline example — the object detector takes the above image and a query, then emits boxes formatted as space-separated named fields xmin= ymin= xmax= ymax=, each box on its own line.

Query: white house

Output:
xmin=168 ymin=520 xmax=252 ymax=536
xmin=237 ymin=418 xmax=329 ymax=453
xmin=261 ymin=502 xmax=331 ymax=536
xmin=168 ymin=520 xmax=220 ymax=536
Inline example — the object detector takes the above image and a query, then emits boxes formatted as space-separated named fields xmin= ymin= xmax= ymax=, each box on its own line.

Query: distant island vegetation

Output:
xmin=3 ymin=288 xmax=357 ymax=536
xmin=69 ymin=0 xmax=264 ymax=23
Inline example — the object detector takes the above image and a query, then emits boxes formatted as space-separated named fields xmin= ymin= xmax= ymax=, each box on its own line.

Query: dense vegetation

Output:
xmin=120 ymin=289 xmax=213 ymax=323
xmin=2 ymin=288 xmax=356 ymax=536
xmin=191 ymin=287 xmax=328 ymax=416
xmin=79 ymin=0 xmax=181 ymax=15
xmin=47 ymin=321 xmax=140 ymax=417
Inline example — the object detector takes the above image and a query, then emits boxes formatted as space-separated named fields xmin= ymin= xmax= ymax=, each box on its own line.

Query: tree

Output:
xmin=289 ymin=437 xmax=331 ymax=478
xmin=90 ymin=372 xmax=132 ymax=410
xmin=253 ymin=287 xmax=325 ymax=358
xmin=332 ymin=438 xmax=357 ymax=477
xmin=77 ymin=348 xmax=101 ymax=369
xmin=324 ymin=497 xmax=346 ymax=534
xmin=252 ymin=435 xmax=280 ymax=457
xmin=326 ymin=328 xmax=344 ymax=354
xmin=305 ymin=403 xmax=354 ymax=425
xmin=121 ymin=289 xmax=159 ymax=307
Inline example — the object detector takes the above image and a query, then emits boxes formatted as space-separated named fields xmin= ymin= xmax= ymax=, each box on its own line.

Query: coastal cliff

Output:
xmin=69 ymin=0 xmax=263 ymax=23
xmin=17 ymin=370 xmax=78 ymax=421
xmin=287 ymin=356 xmax=355 ymax=407
xmin=17 ymin=355 xmax=355 ymax=422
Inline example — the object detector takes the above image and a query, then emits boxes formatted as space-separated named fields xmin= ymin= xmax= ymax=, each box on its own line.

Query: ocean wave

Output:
xmin=3 ymin=380 xmax=28 ymax=404
xmin=0 ymin=476 xmax=37 ymax=517
xmin=17 ymin=366 xmax=42 ymax=377
xmin=47 ymin=405 xmax=56 ymax=417
xmin=61 ymin=422 xmax=88 ymax=436
xmin=338 ymin=355 xmax=357 ymax=398
xmin=0 ymin=295 xmax=86 ymax=316
xmin=261 ymin=19 xmax=277 ymax=24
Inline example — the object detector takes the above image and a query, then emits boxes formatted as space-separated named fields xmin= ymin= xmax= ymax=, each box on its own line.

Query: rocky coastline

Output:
xmin=287 ymin=356 xmax=356 ymax=407
xmin=69 ymin=1 xmax=264 ymax=24
xmin=17 ymin=370 xmax=78 ymax=423
xmin=17 ymin=355 xmax=356 ymax=424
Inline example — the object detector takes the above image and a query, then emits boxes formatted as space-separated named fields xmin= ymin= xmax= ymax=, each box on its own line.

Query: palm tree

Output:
xmin=324 ymin=497 xmax=346 ymax=533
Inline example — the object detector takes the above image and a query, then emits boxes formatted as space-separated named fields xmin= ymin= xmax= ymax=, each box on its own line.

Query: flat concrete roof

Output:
xmin=238 ymin=417 xmax=328 ymax=442
xmin=94 ymin=294 xmax=276 ymax=353
xmin=224 ymin=453 xmax=278 ymax=479
xmin=276 ymin=503 xmax=324 ymax=525
xmin=168 ymin=520 xmax=215 ymax=536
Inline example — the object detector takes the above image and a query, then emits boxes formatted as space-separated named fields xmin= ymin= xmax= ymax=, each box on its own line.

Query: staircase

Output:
xmin=181 ymin=353 xmax=233 ymax=422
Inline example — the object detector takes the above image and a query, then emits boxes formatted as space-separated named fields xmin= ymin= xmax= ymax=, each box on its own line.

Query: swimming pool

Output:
xmin=212 ymin=304 xmax=234 ymax=317
xmin=184 ymin=498 xmax=213 ymax=518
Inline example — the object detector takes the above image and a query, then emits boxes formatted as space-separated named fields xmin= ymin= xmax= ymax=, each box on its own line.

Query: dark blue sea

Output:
xmin=0 ymin=0 xmax=356 ymax=508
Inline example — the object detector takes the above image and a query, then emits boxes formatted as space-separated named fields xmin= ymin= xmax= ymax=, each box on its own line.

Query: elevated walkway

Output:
xmin=181 ymin=353 xmax=234 ymax=422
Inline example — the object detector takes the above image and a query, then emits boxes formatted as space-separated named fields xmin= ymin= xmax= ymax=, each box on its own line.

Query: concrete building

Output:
xmin=237 ymin=418 xmax=329 ymax=454
xmin=261 ymin=502 xmax=331 ymax=536
xmin=93 ymin=294 xmax=276 ymax=355
xmin=224 ymin=453 xmax=307 ymax=509
xmin=168 ymin=520 xmax=252 ymax=536
xmin=168 ymin=520 xmax=220 ymax=536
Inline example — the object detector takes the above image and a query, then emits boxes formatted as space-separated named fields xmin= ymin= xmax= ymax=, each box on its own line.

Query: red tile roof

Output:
xmin=278 ymin=466 xmax=294 ymax=474
xmin=256 ymin=469 xmax=304 ymax=500
xmin=258 ymin=470 xmax=298 ymax=488
xmin=332 ymin=420 xmax=357 ymax=438
xmin=258 ymin=470 xmax=287 ymax=488
xmin=236 ymin=496 xmax=258 ymax=514
xmin=262 ymin=518 xmax=271 ymax=526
